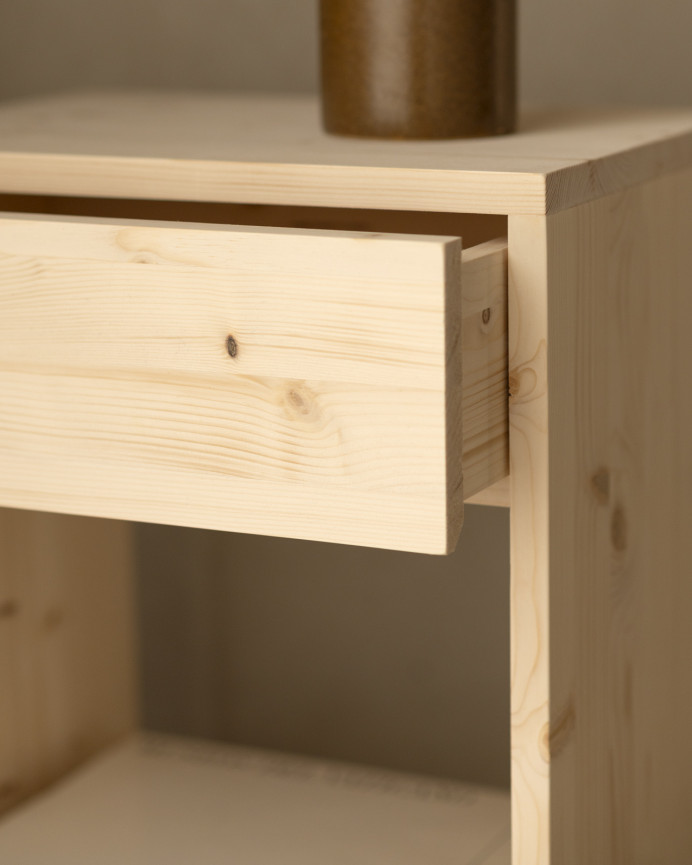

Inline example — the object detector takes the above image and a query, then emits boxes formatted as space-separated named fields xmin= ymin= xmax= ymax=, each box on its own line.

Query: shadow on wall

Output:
xmin=136 ymin=505 xmax=510 ymax=789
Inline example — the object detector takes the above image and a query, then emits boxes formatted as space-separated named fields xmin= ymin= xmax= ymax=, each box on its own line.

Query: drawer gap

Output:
xmin=0 ymin=194 xmax=507 ymax=248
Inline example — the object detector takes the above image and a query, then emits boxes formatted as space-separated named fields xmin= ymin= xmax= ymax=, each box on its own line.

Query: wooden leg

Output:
xmin=510 ymin=169 xmax=692 ymax=863
xmin=0 ymin=510 xmax=138 ymax=814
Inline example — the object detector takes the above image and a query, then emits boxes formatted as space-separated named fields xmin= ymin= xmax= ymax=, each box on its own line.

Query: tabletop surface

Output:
xmin=0 ymin=91 xmax=691 ymax=214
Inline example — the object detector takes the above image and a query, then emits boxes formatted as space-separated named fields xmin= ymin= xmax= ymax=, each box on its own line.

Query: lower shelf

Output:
xmin=0 ymin=733 xmax=510 ymax=864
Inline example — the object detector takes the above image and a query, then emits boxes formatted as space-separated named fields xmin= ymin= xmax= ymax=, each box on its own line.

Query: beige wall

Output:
xmin=1 ymin=0 xmax=689 ymax=790
xmin=520 ymin=0 xmax=692 ymax=106
xmin=2 ymin=0 xmax=691 ymax=104
xmin=0 ymin=0 xmax=317 ymax=100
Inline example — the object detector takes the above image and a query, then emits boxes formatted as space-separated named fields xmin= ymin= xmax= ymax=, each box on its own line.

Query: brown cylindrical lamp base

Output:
xmin=319 ymin=0 xmax=516 ymax=140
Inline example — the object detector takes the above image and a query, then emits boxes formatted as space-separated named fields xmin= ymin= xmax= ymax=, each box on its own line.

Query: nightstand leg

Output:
xmin=509 ymin=169 xmax=692 ymax=864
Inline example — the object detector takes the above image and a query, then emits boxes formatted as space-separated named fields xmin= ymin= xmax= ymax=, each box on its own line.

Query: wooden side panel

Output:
xmin=0 ymin=510 xmax=137 ymax=815
xmin=0 ymin=215 xmax=507 ymax=553
xmin=458 ymin=239 xmax=509 ymax=502
xmin=506 ymin=216 xmax=550 ymax=865
xmin=509 ymin=168 xmax=692 ymax=863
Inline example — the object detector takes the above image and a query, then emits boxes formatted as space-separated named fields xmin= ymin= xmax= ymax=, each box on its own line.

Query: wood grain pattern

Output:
xmin=0 ymin=510 xmax=137 ymax=816
xmin=0 ymin=214 xmax=507 ymax=554
xmin=0 ymin=93 xmax=690 ymax=215
xmin=458 ymin=238 xmax=509 ymax=500
xmin=506 ymin=214 xmax=550 ymax=865
xmin=509 ymin=169 xmax=692 ymax=863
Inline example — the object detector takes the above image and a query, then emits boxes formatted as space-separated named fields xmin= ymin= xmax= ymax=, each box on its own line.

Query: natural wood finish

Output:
xmin=459 ymin=238 xmax=509 ymax=499
xmin=0 ymin=93 xmax=691 ymax=215
xmin=466 ymin=476 xmax=510 ymax=507
xmin=0 ymin=510 xmax=137 ymax=816
xmin=3 ymin=96 xmax=690 ymax=863
xmin=506 ymin=214 xmax=550 ymax=865
xmin=0 ymin=214 xmax=507 ymax=553
xmin=509 ymin=169 xmax=692 ymax=864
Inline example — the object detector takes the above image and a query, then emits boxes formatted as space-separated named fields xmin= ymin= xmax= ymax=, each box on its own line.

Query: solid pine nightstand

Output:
xmin=0 ymin=92 xmax=691 ymax=864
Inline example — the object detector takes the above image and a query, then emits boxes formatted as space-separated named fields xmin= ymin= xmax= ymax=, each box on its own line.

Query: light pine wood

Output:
xmin=0 ymin=510 xmax=137 ymax=816
xmin=2 ymin=96 xmax=691 ymax=863
xmin=506 ymin=213 xmax=550 ymax=865
xmin=509 ymin=168 xmax=692 ymax=864
xmin=0 ymin=214 xmax=508 ymax=554
xmin=466 ymin=476 xmax=510 ymax=507
xmin=0 ymin=93 xmax=691 ymax=215
xmin=458 ymin=239 xmax=509 ymax=499
xmin=0 ymin=196 xmax=510 ymax=516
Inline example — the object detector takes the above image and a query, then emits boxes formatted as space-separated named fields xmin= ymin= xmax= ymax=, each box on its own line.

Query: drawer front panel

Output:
xmin=0 ymin=214 xmax=464 ymax=553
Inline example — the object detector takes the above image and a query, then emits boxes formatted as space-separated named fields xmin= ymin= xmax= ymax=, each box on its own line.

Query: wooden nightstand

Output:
xmin=0 ymin=92 xmax=691 ymax=864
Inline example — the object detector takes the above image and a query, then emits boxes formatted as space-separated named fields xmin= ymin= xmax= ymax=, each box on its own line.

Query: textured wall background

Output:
xmin=1 ymin=0 xmax=689 ymax=790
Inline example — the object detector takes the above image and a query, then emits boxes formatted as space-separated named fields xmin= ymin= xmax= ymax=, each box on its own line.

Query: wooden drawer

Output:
xmin=0 ymin=213 xmax=507 ymax=553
